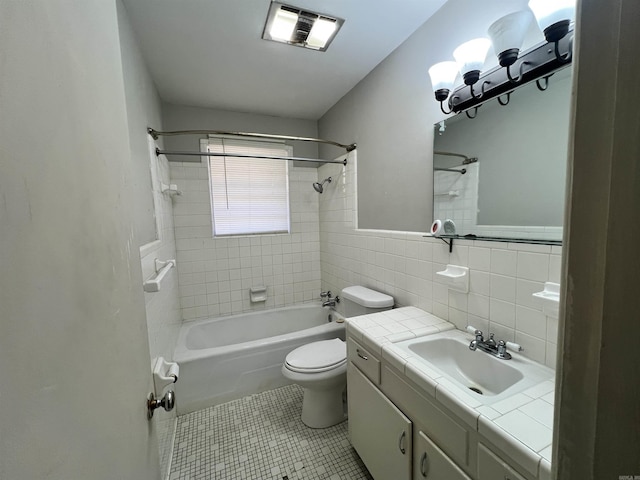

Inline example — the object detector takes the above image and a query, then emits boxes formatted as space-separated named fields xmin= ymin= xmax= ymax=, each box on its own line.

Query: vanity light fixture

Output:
xmin=428 ymin=0 xmax=575 ymax=116
xmin=262 ymin=2 xmax=344 ymax=52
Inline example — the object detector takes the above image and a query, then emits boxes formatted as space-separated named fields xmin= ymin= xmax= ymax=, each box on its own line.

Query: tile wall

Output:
xmin=170 ymin=159 xmax=322 ymax=321
xmin=433 ymin=163 xmax=479 ymax=234
xmin=318 ymin=154 xmax=561 ymax=369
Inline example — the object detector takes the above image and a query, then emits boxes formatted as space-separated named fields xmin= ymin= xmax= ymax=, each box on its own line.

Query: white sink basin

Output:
xmin=405 ymin=337 xmax=523 ymax=395
xmin=394 ymin=330 xmax=554 ymax=404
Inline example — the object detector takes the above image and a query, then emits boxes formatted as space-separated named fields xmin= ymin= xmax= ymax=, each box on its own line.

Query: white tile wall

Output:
xmin=170 ymin=159 xmax=322 ymax=321
xmin=318 ymin=153 xmax=561 ymax=369
xmin=433 ymin=163 xmax=478 ymax=234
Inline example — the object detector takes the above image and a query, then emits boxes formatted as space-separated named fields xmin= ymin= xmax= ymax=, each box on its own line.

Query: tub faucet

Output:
xmin=322 ymin=297 xmax=340 ymax=307
xmin=320 ymin=291 xmax=340 ymax=308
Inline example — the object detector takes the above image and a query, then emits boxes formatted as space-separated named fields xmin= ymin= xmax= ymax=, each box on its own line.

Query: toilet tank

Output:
xmin=340 ymin=286 xmax=394 ymax=318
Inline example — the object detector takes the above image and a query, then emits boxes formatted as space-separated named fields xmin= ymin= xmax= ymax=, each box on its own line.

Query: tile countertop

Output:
xmin=345 ymin=306 xmax=555 ymax=480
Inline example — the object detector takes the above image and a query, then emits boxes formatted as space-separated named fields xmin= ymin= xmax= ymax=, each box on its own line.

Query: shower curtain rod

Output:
xmin=434 ymin=167 xmax=467 ymax=174
xmin=434 ymin=151 xmax=478 ymax=164
xmin=154 ymin=148 xmax=348 ymax=165
xmin=147 ymin=128 xmax=356 ymax=153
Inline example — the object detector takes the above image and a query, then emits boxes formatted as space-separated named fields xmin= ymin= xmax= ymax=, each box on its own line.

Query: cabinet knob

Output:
xmin=420 ymin=452 xmax=429 ymax=477
xmin=398 ymin=431 xmax=406 ymax=454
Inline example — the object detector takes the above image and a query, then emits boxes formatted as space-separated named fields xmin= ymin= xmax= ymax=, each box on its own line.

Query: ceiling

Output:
xmin=120 ymin=0 xmax=448 ymax=120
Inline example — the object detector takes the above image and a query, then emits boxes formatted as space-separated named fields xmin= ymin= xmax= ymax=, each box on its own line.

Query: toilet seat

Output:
xmin=285 ymin=338 xmax=346 ymax=373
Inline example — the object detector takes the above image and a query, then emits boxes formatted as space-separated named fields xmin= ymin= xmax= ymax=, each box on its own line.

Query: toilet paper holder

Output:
xmin=152 ymin=357 xmax=179 ymax=398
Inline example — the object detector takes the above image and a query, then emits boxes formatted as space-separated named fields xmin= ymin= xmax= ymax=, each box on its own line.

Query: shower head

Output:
xmin=313 ymin=177 xmax=332 ymax=194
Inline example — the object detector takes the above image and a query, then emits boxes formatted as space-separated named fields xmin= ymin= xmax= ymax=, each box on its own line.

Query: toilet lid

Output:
xmin=285 ymin=338 xmax=346 ymax=373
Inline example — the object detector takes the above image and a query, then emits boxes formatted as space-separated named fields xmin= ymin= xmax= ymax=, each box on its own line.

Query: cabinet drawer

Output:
xmin=478 ymin=443 xmax=526 ymax=480
xmin=414 ymin=431 xmax=472 ymax=480
xmin=348 ymin=337 xmax=380 ymax=384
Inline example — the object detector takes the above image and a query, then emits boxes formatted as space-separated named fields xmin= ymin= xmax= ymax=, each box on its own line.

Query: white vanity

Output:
xmin=346 ymin=307 xmax=555 ymax=480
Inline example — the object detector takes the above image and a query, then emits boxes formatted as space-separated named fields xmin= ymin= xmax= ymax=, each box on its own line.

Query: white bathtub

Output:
xmin=173 ymin=304 xmax=345 ymax=414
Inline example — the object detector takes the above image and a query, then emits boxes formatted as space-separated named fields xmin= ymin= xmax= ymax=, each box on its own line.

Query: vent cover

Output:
xmin=262 ymin=2 xmax=344 ymax=52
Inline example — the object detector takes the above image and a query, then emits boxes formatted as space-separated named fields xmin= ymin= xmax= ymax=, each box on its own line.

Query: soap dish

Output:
xmin=436 ymin=264 xmax=469 ymax=293
xmin=532 ymin=282 xmax=560 ymax=318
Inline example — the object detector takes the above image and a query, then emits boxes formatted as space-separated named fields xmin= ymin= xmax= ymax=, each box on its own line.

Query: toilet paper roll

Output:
xmin=431 ymin=219 xmax=443 ymax=237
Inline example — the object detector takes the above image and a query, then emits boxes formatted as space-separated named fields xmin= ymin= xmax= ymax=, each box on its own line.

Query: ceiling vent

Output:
xmin=262 ymin=2 xmax=344 ymax=52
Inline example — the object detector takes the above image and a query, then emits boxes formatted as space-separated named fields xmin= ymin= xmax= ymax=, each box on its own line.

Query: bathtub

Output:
xmin=173 ymin=304 xmax=345 ymax=414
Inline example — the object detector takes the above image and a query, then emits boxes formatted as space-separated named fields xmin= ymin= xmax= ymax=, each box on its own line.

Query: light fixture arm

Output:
xmin=554 ymin=34 xmax=573 ymax=63
xmin=497 ymin=92 xmax=511 ymax=106
xmin=506 ymin=61 xmax=530 ymax=84
xmin=469 ymin=80 xmax=491 ymax=100
xmin=439 ymin=101 xmax=453 ymax=115
xmin=536 ymin=74 xmax=553 ymax=91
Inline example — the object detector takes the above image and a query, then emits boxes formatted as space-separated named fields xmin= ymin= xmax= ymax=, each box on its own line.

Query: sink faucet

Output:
xmin=469 ymin=330 xmax=512 ymax=360
xmin=320 ymin=291 xmax=340 ymax=308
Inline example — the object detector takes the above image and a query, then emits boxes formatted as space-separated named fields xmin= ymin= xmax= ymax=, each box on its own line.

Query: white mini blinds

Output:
xmin=208 ymin=137 xmax=291 ymax=236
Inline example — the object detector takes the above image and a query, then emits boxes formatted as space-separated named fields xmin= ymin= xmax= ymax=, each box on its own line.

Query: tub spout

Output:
xmin=322 ymin=296 xmax=340 ymax=308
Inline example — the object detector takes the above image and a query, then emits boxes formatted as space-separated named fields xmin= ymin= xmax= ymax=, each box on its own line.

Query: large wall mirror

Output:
xmin=432 ymin=67 xmax=572 ymax=243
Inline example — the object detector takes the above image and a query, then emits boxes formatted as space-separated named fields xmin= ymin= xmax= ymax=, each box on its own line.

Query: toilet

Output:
xmin=282 ymin=286 xmax=394 ymax=428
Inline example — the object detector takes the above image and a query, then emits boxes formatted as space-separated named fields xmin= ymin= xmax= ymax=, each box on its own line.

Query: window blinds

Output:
xmin=208 ymin=137 xmax=291 ymax=236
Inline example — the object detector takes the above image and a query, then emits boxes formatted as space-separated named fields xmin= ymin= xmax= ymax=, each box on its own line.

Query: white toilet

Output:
xmin=282 ymin=286 xmax=394 ymax=428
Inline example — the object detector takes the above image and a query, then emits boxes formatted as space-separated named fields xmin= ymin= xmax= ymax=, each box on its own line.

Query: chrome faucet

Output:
xmin=469 ymin=330 xmax=512 ymax=360
xmin=320 ymin=291 xmax=340 ymax=308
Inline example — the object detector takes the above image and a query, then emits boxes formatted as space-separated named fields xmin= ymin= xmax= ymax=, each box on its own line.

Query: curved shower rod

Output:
xmin=434 ymin=151 xmax=478 ymax=165
xmin=147 ymin=128 xmax=356 ymax=152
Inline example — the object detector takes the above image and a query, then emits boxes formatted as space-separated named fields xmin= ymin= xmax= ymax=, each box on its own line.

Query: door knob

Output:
xmin=147 ymin=390 xmax=175 ymax=419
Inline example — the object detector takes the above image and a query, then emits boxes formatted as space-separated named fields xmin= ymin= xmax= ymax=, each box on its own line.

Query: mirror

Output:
xmin=432 ymin=67 xmax=572 ymax=243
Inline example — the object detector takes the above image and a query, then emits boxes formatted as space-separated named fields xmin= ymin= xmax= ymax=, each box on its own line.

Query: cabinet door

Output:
xmin=477 ymin=443 xmax=526 ymax=480
xmin=348 ymin=363 xmax=412 ymax=480
xmin=414 ymin=431 xmax=472 ymax=480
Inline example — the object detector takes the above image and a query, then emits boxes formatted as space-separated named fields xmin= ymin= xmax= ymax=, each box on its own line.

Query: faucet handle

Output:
xmin=474 ymin=330 xmax=484 ymax=342
xmin=320 ymin=291 xmax=332 ymax=298
xmin=497 ymin=340 xmax=507 ymax=356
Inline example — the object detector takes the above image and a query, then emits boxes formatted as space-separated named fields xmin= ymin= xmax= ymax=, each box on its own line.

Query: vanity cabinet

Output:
xmin=346 ymin=331 xmax=537 ymax=480
xmin=477 ymin=443 xmax=526 ymax=480
xmin=347 ymin=363 xmax=412 ymax=480
xmin=414 ymin=431 xmax=472 ymax=480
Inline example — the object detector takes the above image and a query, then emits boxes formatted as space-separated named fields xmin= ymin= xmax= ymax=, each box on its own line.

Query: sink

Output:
xmin=404 ymin=337 xmax=523 ymax=395
xmin=394 ymin=330 xmax=554 ymax=404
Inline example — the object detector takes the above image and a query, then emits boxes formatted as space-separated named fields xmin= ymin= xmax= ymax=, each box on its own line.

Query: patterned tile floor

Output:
xmin=169 ymin=384 xmax=373 ymax=480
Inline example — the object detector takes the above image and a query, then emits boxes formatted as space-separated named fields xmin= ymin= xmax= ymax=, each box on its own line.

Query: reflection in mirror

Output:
xmin=433 ymin=67 xmax=572 ymax=243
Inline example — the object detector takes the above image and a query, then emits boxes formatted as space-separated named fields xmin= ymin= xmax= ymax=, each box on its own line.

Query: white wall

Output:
xmin=162 ymin=106 xmax=322 ymax=320
xmin=117 ymin=2 xmax=181 ymax=477
xmin=319 ymin=158 xmax=560 ymax=369
xmin=0 ymin=1 xmax=160 ymax=478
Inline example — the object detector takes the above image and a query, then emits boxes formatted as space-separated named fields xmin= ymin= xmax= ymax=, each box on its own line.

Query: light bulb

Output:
xmin=488 ymin=10 xmax=533 ymax=67
xmin=453 ymin=38 xmax=491 ymax=85
xmin=528 ymin=0 xmax=576 ymax=42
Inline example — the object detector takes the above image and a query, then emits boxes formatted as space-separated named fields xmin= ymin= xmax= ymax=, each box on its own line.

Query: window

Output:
xmin=208 ymin=137 xmax=291 ymax=236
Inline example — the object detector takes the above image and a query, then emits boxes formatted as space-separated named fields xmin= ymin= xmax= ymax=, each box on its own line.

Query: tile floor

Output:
xmin=169 ymin=384 xmax=373 ymax=480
